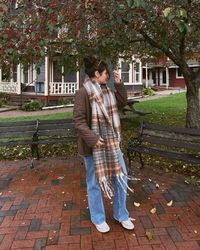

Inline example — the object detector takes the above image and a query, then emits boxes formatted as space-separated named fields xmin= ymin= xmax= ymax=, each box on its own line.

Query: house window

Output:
xmin=12 ymin=64 xmax=17 ymax=82
xmin=52 ymin=60 xmax=78 ymax=83
xmin=64 ymin=65 xmax=77 ymax=82
xmin=121 ymin=61 xmax=130 ymax=83
xmin=176 ymin=68 xmax=184 ymax=78
xmin=135 ymin=62 xmax=141 ymax=83
xmin=2 ymin=66 xmax=11 ymax=82
xmin=1 ymin=64 xmax=18 ymax=82
xmin=53 ymin=61 xmax=62 ymax=82
xmin=23 ymin=64 xmax=29 ymax=84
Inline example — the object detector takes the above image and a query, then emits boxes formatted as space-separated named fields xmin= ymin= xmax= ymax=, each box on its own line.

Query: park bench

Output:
xmin=122 ymin=98 xmax=152 ymax=116
xmin=0 ymin=118 xmax=77 ymax=168
xmin=126 ymin=122 xmax=200 ymax=168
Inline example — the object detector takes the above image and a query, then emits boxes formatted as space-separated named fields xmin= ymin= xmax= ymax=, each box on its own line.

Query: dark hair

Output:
xmin=83 ymin=56 xmax=110 ymax=79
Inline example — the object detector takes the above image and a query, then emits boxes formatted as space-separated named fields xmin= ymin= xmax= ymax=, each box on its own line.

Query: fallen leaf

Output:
xmin=155 ymin=183 xmax=159 ymax=188
xmin=167 ymin=200 xmax=173 ymax=206
xmin=134 ymin=202 xmax=141 ymax=207
xmin=194 ymin=230 xmax=198 ymax=234
xmin=150 ymin=208 xmax=157 ymax=214
xmin=57 ymin=176 xmax=64 ymax=180
xmin=149 ymin=179 xmax=152 ymax=182
xmin=62 ymin=191 xmax=65 ymax=194
xmin=145 ymin=231 xmax=153 ymax=240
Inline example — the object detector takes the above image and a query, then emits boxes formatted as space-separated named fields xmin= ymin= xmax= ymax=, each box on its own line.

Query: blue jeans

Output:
xmin=83 ymin=149 xmax=129 ymax=225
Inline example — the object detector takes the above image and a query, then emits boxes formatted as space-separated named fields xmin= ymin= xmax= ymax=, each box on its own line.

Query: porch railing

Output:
xmin=50 ymin=82 xmax=78 ymax=95
xmin=0 ymin=82 xmax=19 ymax=94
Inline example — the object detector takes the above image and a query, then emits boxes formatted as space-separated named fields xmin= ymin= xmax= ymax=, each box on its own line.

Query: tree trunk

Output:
xmin=185 ymin=76 xmax=200 ymax=128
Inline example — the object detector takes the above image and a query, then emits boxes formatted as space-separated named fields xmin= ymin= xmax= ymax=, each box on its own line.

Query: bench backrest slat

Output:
xmin=38 ymin=119 xmax=73 ymax=125
xmin=0 ymin=125 xmax=37 ymax=133
xmin=0 ymin=120 xmax=36 ymax=127
xmin=143 ymin=135 xmax=200 ymax=151
xmin=144 ymin=123 xmax=200 ymax=136
xmin=38 ymin=123 xmax=74 ymax=130
xmin=37 ymin=129 xmax=76 ymax=137
xmin=0 ymin=131 xmax=35 ymax=139
xmin=143 ymin=129 xmax=200 ymax=143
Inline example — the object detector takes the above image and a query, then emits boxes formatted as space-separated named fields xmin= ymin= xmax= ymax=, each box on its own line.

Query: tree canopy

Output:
xmin=0 ymin=0 xmax=200 ymax=127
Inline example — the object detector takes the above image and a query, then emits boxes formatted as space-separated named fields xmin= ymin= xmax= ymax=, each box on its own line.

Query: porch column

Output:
xmin=145 ymin=63 xmax=148 ymax=88
xmin=44 ymin=56 xmax=49 ymax=96
xmin=17 ymin=64 xmax=21 ymax=94
xmin=166 ymin=67 xmax=169 ymax=89
xmin=0 ymin=68 xmax=2 ymax=82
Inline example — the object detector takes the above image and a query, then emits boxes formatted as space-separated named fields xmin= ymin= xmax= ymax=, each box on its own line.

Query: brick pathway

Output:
xmin=0 ymin=157 xmax=199 ymax=250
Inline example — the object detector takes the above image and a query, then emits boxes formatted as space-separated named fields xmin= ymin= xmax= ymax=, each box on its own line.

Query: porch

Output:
xmin=0 ymin=57 xmax=79 ymax=105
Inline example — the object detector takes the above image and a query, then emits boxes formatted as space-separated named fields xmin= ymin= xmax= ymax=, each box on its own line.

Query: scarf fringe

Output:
xmin=99 ymin=172 xmax=134 ymax=199
xmin=118 ymin=172 xmax=134 ymax=193
xmin=99 ymin=177 xmax=114 ymax=199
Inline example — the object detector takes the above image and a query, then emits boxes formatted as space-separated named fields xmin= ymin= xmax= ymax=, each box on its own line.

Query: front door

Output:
xmin=160 ymin=69 xmax=166 ymax=86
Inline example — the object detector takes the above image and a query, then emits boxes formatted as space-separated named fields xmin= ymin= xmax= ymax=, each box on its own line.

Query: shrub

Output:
xmin=21 ymin=100 xmax=44 ymax=111
xmin=57 ymin=98 xmax=71 ymax=105
xmin=142 ymin=87 xmax=154 ymax=96
xmin=0 ymin=92 xmax=9 ymax=107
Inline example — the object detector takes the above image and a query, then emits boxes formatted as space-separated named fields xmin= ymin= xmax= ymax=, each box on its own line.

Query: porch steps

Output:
xmin=7 ymin=94 xmax=41 ymax=107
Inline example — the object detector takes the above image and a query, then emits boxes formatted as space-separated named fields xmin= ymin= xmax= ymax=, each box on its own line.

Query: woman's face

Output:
xmin=95 ymin=69 xmax=110 ymax=84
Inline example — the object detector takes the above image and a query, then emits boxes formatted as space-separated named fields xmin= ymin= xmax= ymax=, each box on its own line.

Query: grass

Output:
xmin=134 ymin=92 xmax=188 ymax=127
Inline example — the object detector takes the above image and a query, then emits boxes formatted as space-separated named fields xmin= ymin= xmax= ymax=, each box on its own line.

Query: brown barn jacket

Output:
xmin=73 ymin=82 xmax=127 ymax=156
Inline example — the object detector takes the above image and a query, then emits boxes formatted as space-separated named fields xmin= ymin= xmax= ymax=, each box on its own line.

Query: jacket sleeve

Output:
xmin=114 ymin=82 xmax=128 ymax=109
xmin=73 ymin=89 xmax=99 ymax=148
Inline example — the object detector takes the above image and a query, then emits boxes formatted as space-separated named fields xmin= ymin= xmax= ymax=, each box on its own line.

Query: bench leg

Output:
xmin=138 ymin=153 xmax=144 ymax=169
xmin=30 ymin=144 xmax=40 ymax=168
xmin=127 ymin=150 xmax=132 ymax=169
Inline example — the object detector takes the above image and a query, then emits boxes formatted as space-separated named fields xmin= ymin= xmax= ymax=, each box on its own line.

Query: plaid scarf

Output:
xmin=84 ymin=77 xmax=126 ymax=198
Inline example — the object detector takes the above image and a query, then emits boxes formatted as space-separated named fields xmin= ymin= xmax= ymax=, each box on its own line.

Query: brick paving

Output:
xmin=0 ymin=157 xmax=199 ymax=249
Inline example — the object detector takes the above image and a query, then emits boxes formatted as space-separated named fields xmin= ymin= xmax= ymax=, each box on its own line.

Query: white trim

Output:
xmin=169 ymin=64 xmax=200 ymax=68
xmin=17 ymin=64 xmax=21 ymax=94
xmin=166 ymin=67 xmax=169 ymax=89
xmin=145 ymin=63 xmax=148 ymax=88
xmin=44 ymin=57 xmax=49 ymax=96
xmin=176 ymin=68 xmax=184 ymax=79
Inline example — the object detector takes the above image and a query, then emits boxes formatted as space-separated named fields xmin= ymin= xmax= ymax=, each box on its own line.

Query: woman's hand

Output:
xmin=94 ymin=137 xmax=105 ymax=148
xmin=113 ymin=70 xmax=121 ymax=84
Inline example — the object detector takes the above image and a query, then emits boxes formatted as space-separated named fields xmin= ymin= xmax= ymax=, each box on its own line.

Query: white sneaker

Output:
xmin=121 ymin=218 xmax=135 ymax=230
xmin=95 ymin=221 xmax=110 ymax=233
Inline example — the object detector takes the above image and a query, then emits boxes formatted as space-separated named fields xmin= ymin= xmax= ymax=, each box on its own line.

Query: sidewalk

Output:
xmin=0 ymin=107 xmax=73 ymax=119
xmin=0 ymin=157 xmax=199 ymax=249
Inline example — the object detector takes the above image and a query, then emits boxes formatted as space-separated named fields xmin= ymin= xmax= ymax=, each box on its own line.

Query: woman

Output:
xmin=73 ymin=57 xmax=134 ymax=233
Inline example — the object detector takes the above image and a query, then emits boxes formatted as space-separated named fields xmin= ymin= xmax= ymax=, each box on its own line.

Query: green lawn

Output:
xmin=134 ymin=92 xmax=189 ymax=127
